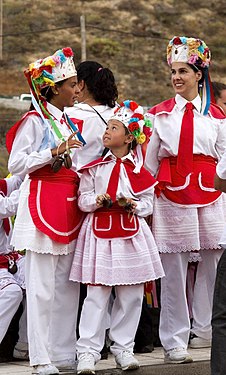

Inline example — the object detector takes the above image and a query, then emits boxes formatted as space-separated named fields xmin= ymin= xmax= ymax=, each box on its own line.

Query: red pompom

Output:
xmin=62 ymin=47 xmax=74 ymax=57
xmin=128 ymin=122 xmax=139 ymax=132
xmin=129 ymin=101 xmax=139 ymax=111
xmin=173 ymin=37 xmax=182 ymax=45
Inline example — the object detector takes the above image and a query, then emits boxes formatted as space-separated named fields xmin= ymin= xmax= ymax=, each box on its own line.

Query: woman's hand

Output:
xmin=51 ymin=132 xmax=83 ymax=157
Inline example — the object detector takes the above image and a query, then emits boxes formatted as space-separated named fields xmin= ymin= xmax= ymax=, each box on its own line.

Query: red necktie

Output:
xmin=177 ymin=102 xmax=194 ymax=177
xmin=106 ymin=158 xmax=122 ymax=202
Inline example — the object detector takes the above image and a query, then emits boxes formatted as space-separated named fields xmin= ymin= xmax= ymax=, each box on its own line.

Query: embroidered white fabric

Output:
xmin=69 ymin=215 xmax=165 ymax=286
xmin=152 ymin=194 xmax=226 ymax=253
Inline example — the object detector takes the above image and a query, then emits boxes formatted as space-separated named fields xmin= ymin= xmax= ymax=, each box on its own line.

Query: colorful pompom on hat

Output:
xmin=167 ymin=36 xmax=212 ymax=115
xmin=111 ymin=100 xmax=152 ymax=173
xmin=167 ymin=36 xmax=211 ymax=68
xmin=24 ymin=47 xmax=77 ymax=95
xmin=111 ymin=100 xmax=152 ymax=146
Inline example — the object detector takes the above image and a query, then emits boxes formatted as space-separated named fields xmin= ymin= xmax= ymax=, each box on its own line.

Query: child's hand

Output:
xmin=96 ymin=193 xmax=112 ymax=208
xmin=118 ymin=197 xmax=137 ymax=213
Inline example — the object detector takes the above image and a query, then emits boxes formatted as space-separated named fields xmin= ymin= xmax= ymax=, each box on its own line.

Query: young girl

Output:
xmin=69 ymin=100 xmax=165 ymax=374
xmin=7 ymin=48 xmax=84 ymax=375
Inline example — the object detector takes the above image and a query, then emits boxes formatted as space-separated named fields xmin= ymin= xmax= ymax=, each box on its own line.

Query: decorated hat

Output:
xmin=25 ymin=47 xmax=77 ymax=94
xmin=110 ymin=100 xmax=152 ymax=173
xmin=167 ymin=36 xmax=212 ymax=115
xmin=111 ymin=100 xmax=152 ymax=145
xmin=167 ymin=36 xmax=211 ymax=69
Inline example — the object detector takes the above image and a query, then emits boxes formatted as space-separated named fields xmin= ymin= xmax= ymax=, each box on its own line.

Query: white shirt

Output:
xmin=78 ymin=151 xmax=155 ymax=217
xmin=66 ymin=103 xmax=115 ymax=170
xmin=8 ymin=102 xmax=78 ymax=176
xmin=145 ymin=94 xmax=226 ymax=176
xmin=0 ymin=176 xmax=22 ymax=255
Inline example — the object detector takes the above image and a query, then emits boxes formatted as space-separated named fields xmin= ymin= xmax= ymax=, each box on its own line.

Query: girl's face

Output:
xmin=103 ymin=119 xmax=133 ymax=152
xmin=171 ymin=62 xmax=202 ymax=101
xmin=53 ymin=76 xmax=80 ymax=110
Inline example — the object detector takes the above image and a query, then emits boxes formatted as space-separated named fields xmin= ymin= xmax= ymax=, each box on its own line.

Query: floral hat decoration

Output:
xmin=111 ymin=100 xmax=152 ymax=173
xmin=167 ymin=36 xmax=212 ymax=115
xmin=24 ymin=47 xmax=76 ymax=97
xmin=21 ymin=47 xmax=86 ymax=150
xmin=112 ymin=100 xmax=152 ymax=145
xmin=167 ymin=36 xmax=211 ymax=68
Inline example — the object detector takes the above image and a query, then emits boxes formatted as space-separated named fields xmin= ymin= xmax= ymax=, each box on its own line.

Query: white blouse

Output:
xmin=78 ymin=151 xmax=155 ymax=217
xmin=66 ymin=103 xmax=115 ymax=170
xmin=8 ymin=102 xmax=78 ymax=176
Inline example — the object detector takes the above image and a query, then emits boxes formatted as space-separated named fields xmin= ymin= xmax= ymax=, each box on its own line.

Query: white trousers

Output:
xmin=0 ymin=283 xmax=23 ymax=343
xmin=25 ymin=251 xmax=80 ymax=366
xmin=76 ymin=284 xmax=144 ymax=362
xmin=159 ymin=249 xmax=222 ymax=350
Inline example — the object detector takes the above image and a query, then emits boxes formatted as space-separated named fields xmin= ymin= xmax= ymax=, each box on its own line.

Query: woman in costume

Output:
xmin=7 ymin=48 xmax=85 ymax=375
xmin=70 ymin=100 xmax=164 ymax=374
xmin=145 ymin=36 xmax=226 ymax=364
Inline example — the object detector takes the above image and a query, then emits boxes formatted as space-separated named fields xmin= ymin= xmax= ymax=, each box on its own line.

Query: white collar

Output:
xmin=103 ymin=150 xmax=136 ymax=165
xmin=175 ymin=94 xmax=201 ymax=112
xmin=46 ymin=102 xmax=64 ymax=122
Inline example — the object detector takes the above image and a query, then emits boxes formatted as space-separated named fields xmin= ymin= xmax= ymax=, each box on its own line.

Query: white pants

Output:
xmin=25 ymin=251 xmax=80 ymax=366
xmin=0 ymin=282 xmax=23 ymax=343
xmin=76 ymin=284 xmax=144 ymax=362
xmin=159 ymin=249 xmax=222 ymax=350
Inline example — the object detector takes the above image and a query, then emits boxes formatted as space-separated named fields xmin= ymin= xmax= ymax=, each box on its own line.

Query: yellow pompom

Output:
xmin=137 ymin=133 xmax=146 ymax=144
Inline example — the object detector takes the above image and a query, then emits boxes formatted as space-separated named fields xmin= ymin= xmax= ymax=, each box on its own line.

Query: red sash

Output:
xmin=28 ymin=165 xmax=84 ymax=244
xmin=92 ymin=204 xmax=139 ymax=239
xmin=155 ymin=155 xmax=221 ymax=205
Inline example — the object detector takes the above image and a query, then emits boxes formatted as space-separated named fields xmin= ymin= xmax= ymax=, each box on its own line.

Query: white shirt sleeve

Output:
xmin=5 ymin=175 xmax=23 ymax=195
xmin=78 ymin=169 xmax=98 ymax=212
xmin=8 ymin=115 xmax=53 ymax=176
xmin=0 ymin=189 xmax=20 ymax=219
xmin=216 ymin=150 xmax=226 ymax=179
xmin=134 ymin=187 xmax=155 ymax=217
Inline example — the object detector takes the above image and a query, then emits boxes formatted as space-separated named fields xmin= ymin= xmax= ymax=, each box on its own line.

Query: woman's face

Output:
xmin=53 ymin=76 xmax=80 ymax=110
xmin=171 ymin=62 xmax=202 ymax=101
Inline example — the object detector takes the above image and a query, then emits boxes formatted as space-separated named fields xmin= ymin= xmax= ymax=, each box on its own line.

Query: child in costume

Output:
xmin=0 ymin=175 xmax=28 ymax=360
xmin=7 ymin=48 xmax=85 ymax=375
xmin=69 ymin=100 xmax=165 ymax=374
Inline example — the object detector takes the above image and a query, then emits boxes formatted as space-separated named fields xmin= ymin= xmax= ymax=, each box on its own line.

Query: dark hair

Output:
xmin=76 ymin=61 xmax=118 ymax=108
xmin=188 ymin=63 xmax=205 ymax=84
xmin=212 ymin=81 xmax=226 ymax=100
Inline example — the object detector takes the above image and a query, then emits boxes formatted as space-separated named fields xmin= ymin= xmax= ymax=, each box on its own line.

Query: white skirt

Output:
xmin=152 ymin=194 xmax=226 ymax=253
xmin=69 ymin=213 xmax=164 ymax=286
xmin=11 ymin=179 xmax=76 ymax=255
